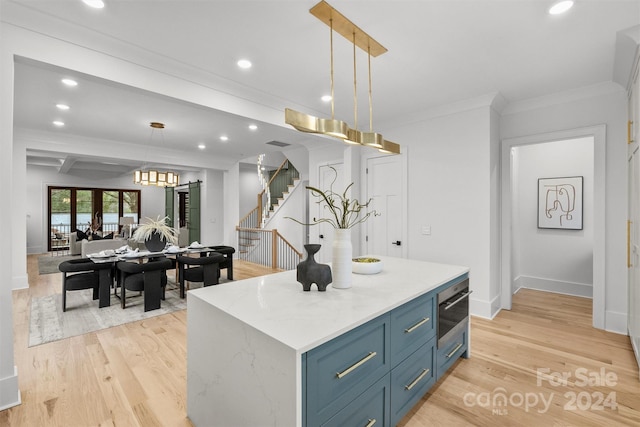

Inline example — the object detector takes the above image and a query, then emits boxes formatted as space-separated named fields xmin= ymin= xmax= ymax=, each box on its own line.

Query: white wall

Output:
xmin=199 ymin=168 xmax=225 ymax=246
xmin=239 ymin=163 xmax=262 ymax=219
xmin=388 ymin=105 xmax=497 ymax=318
xmin=0 ymin=24 xmax=20 ymax=410
xmin=512 ymin=137 xmax=594 ymax=297
xmin=501 ymin=83 xmax=628 ymax=333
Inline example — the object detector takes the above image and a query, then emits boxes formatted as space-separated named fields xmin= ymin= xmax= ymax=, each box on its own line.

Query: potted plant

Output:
xmin=131 ymin=215 xmax=178 ymax=252
xmin=287 ymin=167 xmax=378 ymax=289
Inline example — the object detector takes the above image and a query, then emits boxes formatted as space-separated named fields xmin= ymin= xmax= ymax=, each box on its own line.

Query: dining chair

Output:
xmin=116 ymin=257 xmax=173 ymax=311
xmin=177 ymin=251 xmax=225 ymax=298
xmin=205 ymin=245 xmax=235 ymax=280
xmin=58 ymin=258 xmax=113 ymax=312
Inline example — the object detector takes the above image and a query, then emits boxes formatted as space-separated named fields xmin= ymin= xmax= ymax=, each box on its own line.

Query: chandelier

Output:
xmin=285 ymin=1 xmax=400 ymax=155
xmin=133 ymin=122 xmax=179 ymax=187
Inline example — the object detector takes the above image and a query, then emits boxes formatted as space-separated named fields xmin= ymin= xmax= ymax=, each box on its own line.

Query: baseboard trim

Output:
xmin=514 ymin=275 xmax=592 ymax=298
xmin=605 ymin=310 xmax=627 ymax=335
xmin=470 ymin=294 xmax=501 ymax=320
xmin=12 ymin=274 xmax=28 ymax=290
xmin=0 ymin=366 xmax=21 ymax=411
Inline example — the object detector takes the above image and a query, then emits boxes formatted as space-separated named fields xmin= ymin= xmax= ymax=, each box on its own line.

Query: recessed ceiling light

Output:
xmin=61 ymin=78 xmax=78 ymax=87
xmin=53 ymin=121 xmax=65 ymax=127
xmin=248 ymin=124 xmax=258 ymax=131
xmin=549 ymin=0 xmax=574 ymax=15
xmin=220 ymin=136 xmax=229 ymax=142
xmin=237 ymin=59 xmax=252 ymax=69
xmin=198 ymin=143 xmax=206 ymax=150
xmin=321 ymin=95 xmax=332 ymax=102
xmin=56 ymin=104 xmax=70 ymax=110
xmin=82 ymin=0 xmax=105 ymax=9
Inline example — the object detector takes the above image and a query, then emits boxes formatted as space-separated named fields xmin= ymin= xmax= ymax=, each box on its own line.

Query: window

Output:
xmin=47 ymin=186 xmax=141 ymax=251
xmin=50 ymin=189 xmax=71 ymax=236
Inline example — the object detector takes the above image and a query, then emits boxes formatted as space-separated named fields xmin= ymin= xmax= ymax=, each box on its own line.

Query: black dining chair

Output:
xmin=177 ymin=251 xmax=225 ymax=298
xmin=116 ymin=257 xmax=173 ymax=311
xmin=58 ymin=258 xmax=113 ymax=312
xmin=205 ymin=245 xmax=235 ymax=280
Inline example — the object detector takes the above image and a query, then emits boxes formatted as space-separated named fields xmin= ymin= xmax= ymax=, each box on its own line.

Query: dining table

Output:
xmin=87 ymin=245 xmax=214 ymax=308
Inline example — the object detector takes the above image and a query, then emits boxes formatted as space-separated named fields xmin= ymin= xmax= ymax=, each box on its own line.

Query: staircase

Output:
xmin=259 ymin=158 xmax=300 ymax=227
xmin=237 ymin=157 xmax=302 ymax=269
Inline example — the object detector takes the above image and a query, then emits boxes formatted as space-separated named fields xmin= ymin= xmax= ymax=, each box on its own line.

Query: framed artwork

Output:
xmin=538 ymin=176 xmax=583 ymax=230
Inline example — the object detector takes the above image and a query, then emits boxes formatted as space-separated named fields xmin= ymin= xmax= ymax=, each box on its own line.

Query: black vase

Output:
xmin=145 ymin=232 xmax=167 ymax=252
xmin=297 ymin=244 xmax=332 ymax=291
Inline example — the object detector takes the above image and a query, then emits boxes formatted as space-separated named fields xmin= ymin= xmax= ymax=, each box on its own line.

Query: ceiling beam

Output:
xmin=58 ymin=156 xmax=77 ymax=174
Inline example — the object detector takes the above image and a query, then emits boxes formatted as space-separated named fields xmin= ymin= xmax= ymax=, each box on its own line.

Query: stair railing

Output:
xmin=236 ymin=227 xmax=302 ymax=270
xmin=253 ymin=158 xmax=300 ymax=228
xmin=238 ymin=206 xmax=259 ymax=229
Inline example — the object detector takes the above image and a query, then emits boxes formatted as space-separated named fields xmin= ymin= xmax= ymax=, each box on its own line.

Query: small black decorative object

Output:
xmin=297 ymin=244 xmax=332 ymax=291
xmin=145 ymin=232 xmax=166 ymax=252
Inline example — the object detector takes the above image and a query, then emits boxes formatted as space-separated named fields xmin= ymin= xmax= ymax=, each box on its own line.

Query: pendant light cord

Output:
xmin=330 ymin=18 xmax=335 ymax=120
xmin=353 ymin=31 xmax=357 ymax=131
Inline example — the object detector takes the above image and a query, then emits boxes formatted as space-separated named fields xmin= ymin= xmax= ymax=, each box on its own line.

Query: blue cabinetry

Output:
xmin=390 ymin=337 xmax=436 ymax=426
xmin=436 ymin=328 xmax=467 ymax=381
xmin=303 ymin=274 xmax=468 ymax=427
xmin=306 ymin=314 xmax=390 ymax=426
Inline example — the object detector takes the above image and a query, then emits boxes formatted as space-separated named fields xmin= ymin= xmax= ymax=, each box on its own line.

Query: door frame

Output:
xmin=361 ymin=147 xmax=409 ymax=259
xmin=500 ymin=125 xmax=606 ymax=329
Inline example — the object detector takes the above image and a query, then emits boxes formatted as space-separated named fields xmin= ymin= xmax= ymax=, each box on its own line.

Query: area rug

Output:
xmin=29 ymin=285 xmax=187 ymax=347
xmin=37 ymin=254 xmax=80 ymax=275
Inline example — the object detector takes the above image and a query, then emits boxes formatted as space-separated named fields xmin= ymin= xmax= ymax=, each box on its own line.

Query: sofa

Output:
xmin=80 ymin=238 xmax=127 ymax=258
xmin=79 ymin=237 xmax=147 ymax=258
xmin=70 ymin=231 xmax=120 ymax=256
xmin=69 ymin=233 xmax=84 ymax=256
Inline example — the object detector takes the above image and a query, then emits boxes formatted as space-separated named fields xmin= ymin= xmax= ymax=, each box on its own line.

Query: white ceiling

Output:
xmin=5 ymin=0 xmax=639 ymax=177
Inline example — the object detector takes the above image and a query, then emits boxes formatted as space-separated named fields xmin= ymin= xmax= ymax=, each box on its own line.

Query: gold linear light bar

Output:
xmin=285 ymin=1 xmax=400 ymax=155
xmin=379 ymin=139 xmax=400 ymax=154
xmin=310 ymin=1 xmax=387 ymax=57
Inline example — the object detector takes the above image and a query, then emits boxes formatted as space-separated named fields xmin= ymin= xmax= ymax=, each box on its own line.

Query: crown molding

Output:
xmin=501 ymin=81 xmax=625 ymax=116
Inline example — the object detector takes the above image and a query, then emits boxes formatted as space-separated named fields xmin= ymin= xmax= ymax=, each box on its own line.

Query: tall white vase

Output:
xmin=332 ymin=228 xmax=352 ymax=289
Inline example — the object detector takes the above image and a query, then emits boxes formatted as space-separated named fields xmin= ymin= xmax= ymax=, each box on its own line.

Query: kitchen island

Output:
xmin=187 ymin=256 xmax=469 ymax=427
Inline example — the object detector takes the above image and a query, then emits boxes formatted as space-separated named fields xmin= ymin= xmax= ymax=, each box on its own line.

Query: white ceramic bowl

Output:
xmin=352 ymin=257 xmax=383 ymax=275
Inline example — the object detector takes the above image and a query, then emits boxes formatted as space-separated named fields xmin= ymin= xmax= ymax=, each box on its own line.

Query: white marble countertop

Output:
xmin=188 ymin=256 xmax=469 ymax=353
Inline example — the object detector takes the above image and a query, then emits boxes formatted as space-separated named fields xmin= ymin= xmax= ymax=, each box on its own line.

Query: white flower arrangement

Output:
xmin=131 ymin=215 xmax=178 ymax=245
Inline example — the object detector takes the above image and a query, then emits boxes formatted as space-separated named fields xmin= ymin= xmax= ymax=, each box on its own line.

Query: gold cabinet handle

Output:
xmin=446 ymin=343 xmax=463 ymax=358
xmin=404 ymin=317 xmax=430 ymax=334
xmin=629 ymin=120 xmax=635 ymax=144
xmin=364 ymin=419 xmax=377 ymax=427
xmin=405 ymin=368 xmax=430 ymax=391
xmin=336 ymin=352 xmax=377 ymax=379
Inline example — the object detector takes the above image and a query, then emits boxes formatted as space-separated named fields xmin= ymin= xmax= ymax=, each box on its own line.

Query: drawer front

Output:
xmin=390 ymin=292 xmax=435 ymax=367
xmin=321 ymin=374 xmax=390 ymax=427
xmin=436 ymin=326 xmax=467 ymax=380
xmin=390 ymin=337 xmax=435 ymax=427
xmin=306 ymin=314 xmax=390 ymax=426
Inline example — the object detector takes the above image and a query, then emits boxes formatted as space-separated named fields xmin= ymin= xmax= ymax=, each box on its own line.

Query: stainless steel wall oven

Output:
xmin=437 ymin=277 xmax=471 ymax=348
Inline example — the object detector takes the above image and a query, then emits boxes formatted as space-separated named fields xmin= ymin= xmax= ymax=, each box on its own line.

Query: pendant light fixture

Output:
xmin=133 ymin=122 xmax=180 ymax=187
xmin=285 ymin=12 xmax=349 ymax=139
xmin=285 ymin=0 xmax=400 ymax=155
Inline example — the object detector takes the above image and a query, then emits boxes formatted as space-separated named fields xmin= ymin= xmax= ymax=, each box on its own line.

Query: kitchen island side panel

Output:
xmin=187 ymin=295 xmax=301 ymax=427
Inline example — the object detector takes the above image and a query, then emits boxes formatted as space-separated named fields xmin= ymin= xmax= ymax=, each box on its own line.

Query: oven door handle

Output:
xmin=443 ymin=290 xmax=473 ymax=311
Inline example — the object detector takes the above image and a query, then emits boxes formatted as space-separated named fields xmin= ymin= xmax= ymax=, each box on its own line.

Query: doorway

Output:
xmin=501 ymin=126 xmax=606 ymax=328
xmin=366 ymin=155 xmax=404 ymax=257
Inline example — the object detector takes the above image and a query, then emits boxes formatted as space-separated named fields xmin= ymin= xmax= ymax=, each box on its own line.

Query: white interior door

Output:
xmin=629 ymin=146 xmax=640 ymax=378
xmin=317 ymin=163 xmax=343 ymax=263
xmin=366 ymin=156 xmax=403 ymax=257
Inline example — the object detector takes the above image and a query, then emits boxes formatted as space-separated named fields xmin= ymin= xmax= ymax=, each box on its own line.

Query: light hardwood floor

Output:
xmin=2 ymin=255 xmax=639 ymax=426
